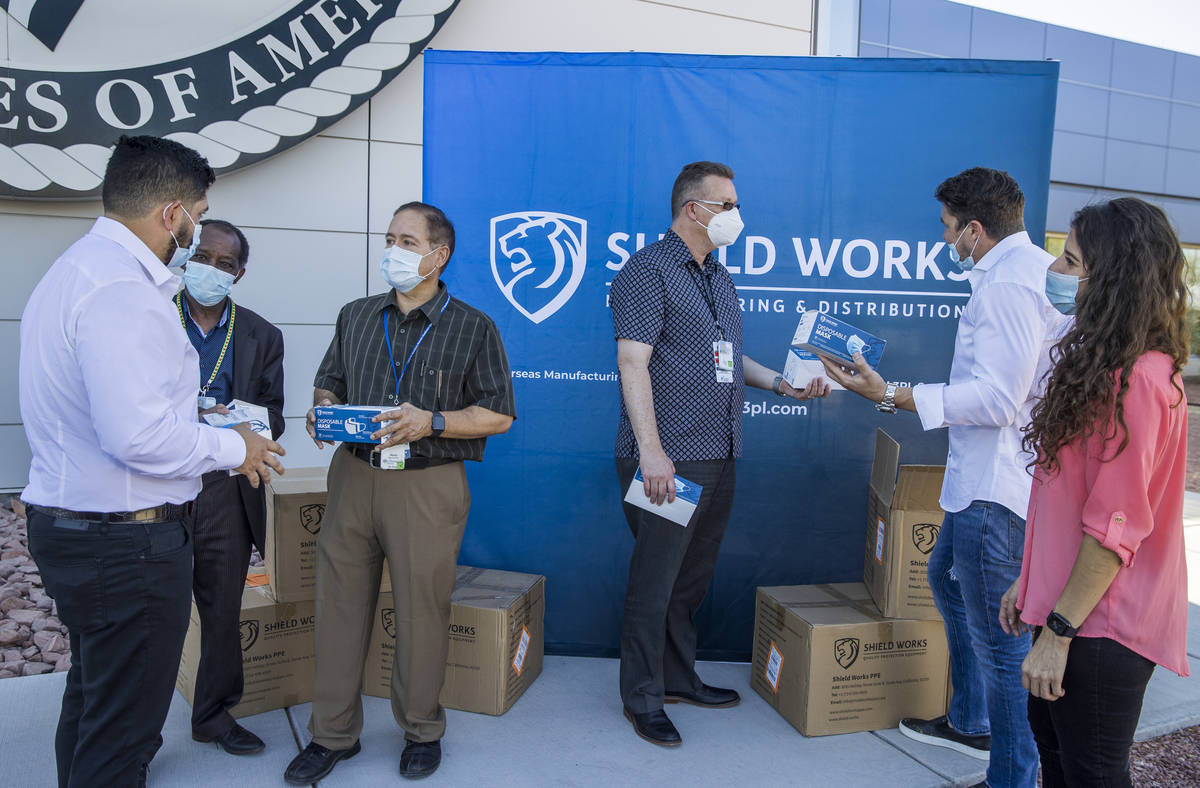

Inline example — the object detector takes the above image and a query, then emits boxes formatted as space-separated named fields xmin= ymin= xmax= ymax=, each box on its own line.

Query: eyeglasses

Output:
xmin=692 ymin=199 xmax=740 ymax=212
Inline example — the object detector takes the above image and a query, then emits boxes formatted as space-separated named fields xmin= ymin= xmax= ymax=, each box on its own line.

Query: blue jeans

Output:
xmin=928 ymin=501 xmax=1037 ymax=788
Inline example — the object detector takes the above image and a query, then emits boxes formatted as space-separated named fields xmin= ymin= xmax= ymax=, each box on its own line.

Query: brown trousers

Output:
xmin=308 ymin=447 xmax=470 ymax=747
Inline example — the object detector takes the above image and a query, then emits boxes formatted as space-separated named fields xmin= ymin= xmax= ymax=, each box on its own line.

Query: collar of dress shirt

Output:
xmin=90 ymin=216 xmax=176 ymax=290
xmin=971 ymin=229 xmax=1031 ymax=273
xmin=180 ymin=293 xmax=231 ymax=333
xmin=663 ymin=228 xmax=717 ymax=271
xmin=376 ymin=281 xmax=452 ymax=325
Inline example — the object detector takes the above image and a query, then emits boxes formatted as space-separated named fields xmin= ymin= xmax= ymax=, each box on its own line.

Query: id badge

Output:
xmin=197 ymin=396 xmax=217 ymax=410
xmin=713 ymin=340 xmax=734 ymax=383
xmin=372 ymin=443 xmax=411 ymax=470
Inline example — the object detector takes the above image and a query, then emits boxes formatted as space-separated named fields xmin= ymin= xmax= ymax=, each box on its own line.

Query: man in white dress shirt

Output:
xmin=821 ymin=168 xmax=1060 ymax=788
xmin=19 ymin=135 xmax=284 ymax=788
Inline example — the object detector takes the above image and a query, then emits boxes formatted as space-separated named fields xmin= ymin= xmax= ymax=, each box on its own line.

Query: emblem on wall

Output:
xmin=490 ymin=211 xmax=588 ymax=324
xmin=0 ymin=0 xmax=459 ymax=198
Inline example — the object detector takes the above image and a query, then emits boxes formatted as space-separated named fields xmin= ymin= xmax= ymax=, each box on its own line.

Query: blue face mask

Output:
xmin=182 ymin=262 xmax=236 ymax=307
xmin=947 ymin=225 xmax=980 ymax=272
xmin=165 ymin=203 xmax=200 ymax=271
xmin=1045 ymin=269 xmax=1087 ymax=315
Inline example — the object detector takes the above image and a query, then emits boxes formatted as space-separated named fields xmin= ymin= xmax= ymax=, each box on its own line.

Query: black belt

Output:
xmin=344 ymin=442 xmax=455 ymax=470
xmin=25 ymin=502 xmax=193 ymax=524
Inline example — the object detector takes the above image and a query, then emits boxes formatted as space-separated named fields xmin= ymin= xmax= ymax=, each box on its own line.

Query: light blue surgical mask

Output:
xmin=1045 ymin=269 xmax=1087 ymax=315
xmin=165 ymin=203 xmax=200 ymax=271
xmin=182 ymin=262 xmax=236 ymax=307
xmin=947 ymin=225 xmax=980 ymax=272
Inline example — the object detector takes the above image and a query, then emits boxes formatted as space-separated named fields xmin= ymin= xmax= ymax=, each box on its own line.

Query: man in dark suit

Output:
xmin=178 ymin=219 xmax=285 ymax=755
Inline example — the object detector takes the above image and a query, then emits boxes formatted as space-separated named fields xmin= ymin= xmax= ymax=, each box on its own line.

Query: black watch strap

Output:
xmin=1045 ymin=611 xmax=1078 ymax=638
xmin=430 ymin=410 xmax=445 ymax=438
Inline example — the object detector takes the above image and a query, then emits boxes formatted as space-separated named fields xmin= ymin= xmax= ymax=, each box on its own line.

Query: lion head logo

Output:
xmin=833 ymin=637 xmax=860 ymax=670
xmin=299 ymin=504 xmax=324 ymax=535
xmin=491 ymin=211 xmax=587 ymax=324
xmin=239 ymin=620 xmax=259 ymax=652
xmin=911 ymin=523 xmax=940 ymax=555
xmin=381 ymin=608 xmax=396 ymax=639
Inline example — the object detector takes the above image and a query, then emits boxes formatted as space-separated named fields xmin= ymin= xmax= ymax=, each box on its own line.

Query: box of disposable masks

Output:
xmin=312 ymin=405 xmax=391 ymax=444
xmin=783 ymin=348 xmax=845 ymax=392
xmin=790 ymin=312 xmax=886 ymax=369
xmin=203 ymin=400 xmax=272 ymax=475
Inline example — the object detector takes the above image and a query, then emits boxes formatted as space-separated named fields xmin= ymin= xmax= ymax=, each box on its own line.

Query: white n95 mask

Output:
xmin=695 ymin=204 xmax=744 ymax=248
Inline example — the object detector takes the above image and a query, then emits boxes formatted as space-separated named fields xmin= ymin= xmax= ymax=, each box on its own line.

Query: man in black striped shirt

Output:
xmin=284 ymin=202 xmax=515 ymax=784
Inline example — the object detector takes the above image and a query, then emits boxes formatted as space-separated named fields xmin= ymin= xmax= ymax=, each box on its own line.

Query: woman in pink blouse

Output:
xmin=999 ymin=197 xmax=1190 ymax=787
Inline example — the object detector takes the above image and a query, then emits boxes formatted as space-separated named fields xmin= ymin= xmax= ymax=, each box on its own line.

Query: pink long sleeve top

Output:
xmin=1018 ymin=351 xmax=1190 ymax=676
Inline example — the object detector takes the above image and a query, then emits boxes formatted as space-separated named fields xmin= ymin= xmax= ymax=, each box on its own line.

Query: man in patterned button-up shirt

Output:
xmin=610 ymin=161 xmax=830 ymax=747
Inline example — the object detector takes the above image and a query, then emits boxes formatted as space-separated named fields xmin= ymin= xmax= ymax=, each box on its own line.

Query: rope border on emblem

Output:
xmin=0 ymin=0 xmax=455 ymax=197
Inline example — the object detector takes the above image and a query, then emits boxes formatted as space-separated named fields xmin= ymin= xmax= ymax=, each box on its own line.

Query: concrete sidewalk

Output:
xmin=2 ymin=505 xmax=1197 ymax=787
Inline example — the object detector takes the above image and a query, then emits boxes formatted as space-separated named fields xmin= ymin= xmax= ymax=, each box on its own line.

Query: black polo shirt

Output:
xmin=314 ymin=283 xmax=516 ymax=462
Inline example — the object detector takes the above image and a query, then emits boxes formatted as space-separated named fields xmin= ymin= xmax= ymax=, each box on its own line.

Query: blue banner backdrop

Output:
xmin=424 ymin=51 xmax=1059 ymax=659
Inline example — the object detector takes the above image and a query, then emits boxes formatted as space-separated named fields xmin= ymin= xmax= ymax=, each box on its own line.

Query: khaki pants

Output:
xmin=308 ymin=447 xmax=470 ymax=747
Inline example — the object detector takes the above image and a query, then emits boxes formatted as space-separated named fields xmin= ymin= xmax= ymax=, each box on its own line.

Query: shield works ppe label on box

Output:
xmin=312 ymin=405 xmax=391 ymax=444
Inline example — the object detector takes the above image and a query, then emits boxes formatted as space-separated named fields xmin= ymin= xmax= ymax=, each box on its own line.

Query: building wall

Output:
xmin=0 ymin=1 xmax=812 ymax=491
xmin=859 ymin=0 xmax=1200 ymax=243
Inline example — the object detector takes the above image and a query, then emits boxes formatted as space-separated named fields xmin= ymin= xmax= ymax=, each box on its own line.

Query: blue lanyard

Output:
xmin=382 ymin=298 xmax=449 ymax=404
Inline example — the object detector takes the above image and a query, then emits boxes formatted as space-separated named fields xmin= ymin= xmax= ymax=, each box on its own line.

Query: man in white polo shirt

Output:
xmin=20 ymin=135 xmax=284 ymax=788
xmin=821 ymin=168 xmax=1063 ymax=788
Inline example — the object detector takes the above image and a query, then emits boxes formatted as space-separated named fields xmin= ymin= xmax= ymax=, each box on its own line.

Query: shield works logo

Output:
xmin=239 ymin=620 xmax=260 ymax=652
xmin=911 ymin=522 xmax=941 ymax=555
xmin=299 ymin=504 xmax=325 ymax=535
xmin=0 ymin=0 xmax=460 ymax=198
xmin=834 ymin=637 xmax=860 ymax=670
xmin=491 ymin=212 xmax=588 ymax=324
xmin=381 ymin=608 xmax=396 ymax=639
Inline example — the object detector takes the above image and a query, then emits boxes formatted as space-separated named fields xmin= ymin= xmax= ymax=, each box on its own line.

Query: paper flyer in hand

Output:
xmin=624 ymin=469 xmax=703 ymax=527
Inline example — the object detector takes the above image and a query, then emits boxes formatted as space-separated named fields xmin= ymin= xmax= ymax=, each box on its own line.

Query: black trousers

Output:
xmin=617 ymin=457 xmax=736 ymax=714
xmin=190 ymin=472 xmax=255 ymax=738
xmin=26 ymin=509 xmax=192 ymax=788
xmin=1027 ymin=631 xmax=1156 ymax=788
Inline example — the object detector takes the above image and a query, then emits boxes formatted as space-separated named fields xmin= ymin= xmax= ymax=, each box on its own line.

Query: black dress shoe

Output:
xmin=399 ymin=739 xmax=442 ymax=779
xmin=283 ymin=740 xmax=361 ymax=785
xmin=664 ymin=684 xmax=741 ymax=708
xmin=624 ymin=708 xmax=682 ymax=747
xmin=193 ymin=723 xmax=265 ymax=755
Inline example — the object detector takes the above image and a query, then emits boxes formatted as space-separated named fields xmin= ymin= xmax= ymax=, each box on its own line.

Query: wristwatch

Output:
xmin=772 ymin=374 xmax=786 ymax=397
xmin=1045 ymin=611 xmax=1078 ymax=639
xmin=430 ymin=410 xmax=445 ymax=438
xmin=875 ymin=382 xmax=898 ymax=414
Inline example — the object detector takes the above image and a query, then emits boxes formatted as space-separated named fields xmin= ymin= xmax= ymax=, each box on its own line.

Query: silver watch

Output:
xmin=876 ymin=382 xmax=898 ymax=414
xmin=772 ymin=374 xmax=786 ymax=397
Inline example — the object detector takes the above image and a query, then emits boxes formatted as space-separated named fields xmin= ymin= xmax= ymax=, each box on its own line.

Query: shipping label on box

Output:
xmin=750 ymin=583 xmax=949 ymax=737
xmin=176 ymin=586 xmax=315 ymax=718
xmin=312 ymin=405 xmax=391 ymax=444
xmin=364 ymin=566 xmax=545 ymax=716
xmin=864 ymin=430 xmax=945 ymax=620
xmin=790 ymin=311 xmax=886 ymax=368
xmin=263 ymin=467 xmax=328 ymax=603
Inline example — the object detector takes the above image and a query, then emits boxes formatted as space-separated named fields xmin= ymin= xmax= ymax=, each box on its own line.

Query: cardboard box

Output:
xmin=791 ymin=311 xmax=886 ymax=368
xmin=263 ymin=467 xmax=328 ymax=603
xmin=750 ymin=583 xmax=949 ymax=737
xmin=364 ymin=566 xmax=545 ymax=715
xmin=312 ymin=405 xmax=390 ymax=443
xmin=865 ymin=430 xmax=946 ymax=620
xmin=176 ymin=586 xmax=315 ymax=718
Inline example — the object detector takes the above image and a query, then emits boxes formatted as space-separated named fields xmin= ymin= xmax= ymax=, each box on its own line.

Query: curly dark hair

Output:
xmin=1023 ymin=197 xmax=1190 ymax=473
